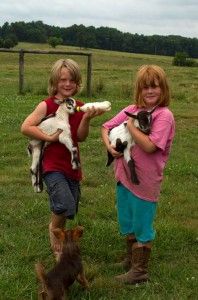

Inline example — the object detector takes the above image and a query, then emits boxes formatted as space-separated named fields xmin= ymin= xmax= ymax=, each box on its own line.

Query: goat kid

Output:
xmin=27 ymin=98 xmax=79 ymax=193
xmin=28 ymin=99 xmax=111 ymax=193
xmin=106 ymin=108 xmax=155 ymax=185
xmin=35 ymin=226 xmax=89 ymax=300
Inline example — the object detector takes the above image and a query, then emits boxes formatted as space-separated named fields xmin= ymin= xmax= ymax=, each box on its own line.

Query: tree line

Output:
xmin=0 ymin=20 xmax=198 ymax=58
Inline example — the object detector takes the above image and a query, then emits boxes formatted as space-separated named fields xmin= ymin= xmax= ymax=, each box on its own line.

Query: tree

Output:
xmin=1 ymin=21 xmax=198 ymax=58
xmin=1 ymin=22 xmax=10 ymax=39
xmin=48 ymin=36 xmax=63 ymax=48
xmin=10 ymin=21 xmax=27 ymax=41
xmin=0 ymin=39 xmax=4 ymax=47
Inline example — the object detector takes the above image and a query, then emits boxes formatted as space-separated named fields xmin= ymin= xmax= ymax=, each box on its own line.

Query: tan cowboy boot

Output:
xmin=114 ymin=235 xmax=136 ymax=269
xmin=115 ymin=242 xmax=151 ymax=284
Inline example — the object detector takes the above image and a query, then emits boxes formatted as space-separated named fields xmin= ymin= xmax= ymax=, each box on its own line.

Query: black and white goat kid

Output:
xmin=27 ymin=99 xmax=111 ymax=193
xmin=106 ymin=108 xmax=155 ymax=185
xmin=27 ymin=98 xmax=79 ymax=193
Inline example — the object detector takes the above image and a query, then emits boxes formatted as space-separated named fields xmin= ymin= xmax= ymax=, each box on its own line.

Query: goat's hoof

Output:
xmin=30 ymin=168 xmax=35 ymax=175
xmin=34 ymin=187 xmax=42 ymax=193
xmin=33 ymin=183 xmax=43 ymax=193
xmin=72 ymin=164 xmax=81 ymax=170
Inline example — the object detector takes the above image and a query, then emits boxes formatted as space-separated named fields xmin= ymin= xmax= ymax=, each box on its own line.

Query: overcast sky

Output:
xmin=0 ymin=0 xmax=197 ymax=38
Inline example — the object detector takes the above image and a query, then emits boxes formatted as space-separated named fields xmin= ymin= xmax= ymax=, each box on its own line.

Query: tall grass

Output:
xmin=0 ymin=43 xmax=198 ymax=299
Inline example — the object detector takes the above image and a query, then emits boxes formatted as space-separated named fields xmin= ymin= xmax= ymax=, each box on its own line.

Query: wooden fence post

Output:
xmin=0 ymin=48 xmax=92 ymax=96
xmin=19 ymin=50 xmax=24 ymax=94
xmin=87 ymin=54 xmax=92 ymax=97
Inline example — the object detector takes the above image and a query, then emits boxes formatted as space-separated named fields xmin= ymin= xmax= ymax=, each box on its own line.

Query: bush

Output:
xmin=4 ymin=38 xmax=15 ymax=48
xmin=172 ymin=52 xmax=197 ymax=67
xmin=0 ymin=34 xmax=18 ymax=49
xmin=48 ymin=37 xmax=63 ymax=48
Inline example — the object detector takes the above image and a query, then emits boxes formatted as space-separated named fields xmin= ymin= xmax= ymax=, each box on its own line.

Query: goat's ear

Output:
xmin=52 ymin=228 xmax=65 ymax=241
xmin=73 ymin=226 xmax=85 ymax=241
xmin=65 ymin=97 xmax=76 ymax=106
xmin=124 ymin=111 xmax=137 ymax=119
xmin=54 ymin=99 xmax=62 ymax=105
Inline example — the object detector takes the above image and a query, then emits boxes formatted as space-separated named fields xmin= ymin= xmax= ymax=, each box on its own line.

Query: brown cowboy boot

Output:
xmin=115 ymin=242 xmax=151 ymax=284
xmin=114 ymin=235 xmax=136 ymax=269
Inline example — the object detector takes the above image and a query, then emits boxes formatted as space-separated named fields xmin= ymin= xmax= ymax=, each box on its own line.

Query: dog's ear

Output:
xmin=52 ymin=228 xmax=65 ymax=241
xmin=73 ymin=226 xmax=85 ymax=241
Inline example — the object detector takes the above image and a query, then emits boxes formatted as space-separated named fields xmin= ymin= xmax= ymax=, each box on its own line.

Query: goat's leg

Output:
xmin=106 ymin=150 xmax=114 ymax=166
xmin=71 ymin=147 xmax=81 ymax=170
xmin=127 ymin=158 xmax=140 ymax=185
xmin=29 ymin=142 xmax=44 ymax=192
xmin=123 ymin=148 xmax=140 ymax=185
xmin=116 ymin=138 xmax=128 ymax=153
xmin=59 ymin=134 xmax=81 ymax=170
xmin=36 ymin=143 xmax=44 ymax=192
xmin=106 ymin=139 xmax=128 ymax=167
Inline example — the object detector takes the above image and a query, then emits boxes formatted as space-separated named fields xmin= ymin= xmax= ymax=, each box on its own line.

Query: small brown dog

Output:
xmin=35 ymin=226 xmax=89 ymax=300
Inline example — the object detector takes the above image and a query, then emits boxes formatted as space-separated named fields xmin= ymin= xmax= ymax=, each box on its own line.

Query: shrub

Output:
xmin=48 ymin=37 xmax=63 ymax=48
xmin=172 ymin=52 xmax=197 ymax=67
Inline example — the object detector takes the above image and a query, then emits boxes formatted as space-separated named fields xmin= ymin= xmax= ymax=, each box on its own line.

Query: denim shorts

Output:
xmin=44 ymin=172 xmax=81 ymax=220
xmin=116 ymin=182 xmax=157 ymax=243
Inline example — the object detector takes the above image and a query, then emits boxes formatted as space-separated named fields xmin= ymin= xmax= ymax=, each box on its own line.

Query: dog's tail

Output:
xmin=35 ymin=263 xmax=47 ymax=284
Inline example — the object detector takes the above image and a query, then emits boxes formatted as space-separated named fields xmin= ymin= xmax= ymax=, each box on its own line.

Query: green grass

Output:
xmin=0 ymin=43 xmax=198 ymax=299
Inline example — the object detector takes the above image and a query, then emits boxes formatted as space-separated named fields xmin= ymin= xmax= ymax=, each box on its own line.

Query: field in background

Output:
xmin=1 ymin=42 xmax=198 ymax=103
xmin=0 ymin=43 xmax=198 ymax=299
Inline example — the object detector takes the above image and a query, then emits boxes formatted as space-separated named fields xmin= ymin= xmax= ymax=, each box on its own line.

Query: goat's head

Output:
xmin=125 ymin=107 xmax=156 ymax=135
xmin=54 ymin=98 xmax=76 ymax=114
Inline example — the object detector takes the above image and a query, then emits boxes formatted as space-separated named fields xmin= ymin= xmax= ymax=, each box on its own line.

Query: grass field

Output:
xmin=0 ymin=43 xmax=198 ymax=299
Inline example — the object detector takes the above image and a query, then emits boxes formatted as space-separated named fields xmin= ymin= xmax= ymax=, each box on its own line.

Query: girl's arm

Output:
xmin=21 ymin=101 xmax=62 ymax=142
xmin=101 ymin=126 xmax=123 ymax=159
xmin=127 ymin=118 xmax=157 ymax=153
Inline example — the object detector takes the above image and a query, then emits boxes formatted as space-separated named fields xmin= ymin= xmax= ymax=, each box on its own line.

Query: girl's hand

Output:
xmin=108 ymin=145 xmax=124 ymax=159
xmin=48 ymin=129 xmax=63 ymax=142
xmin=84 ymin=106 xmax=105 ymax=119
xmin=127 ymin=116 xmax=135 ymax=127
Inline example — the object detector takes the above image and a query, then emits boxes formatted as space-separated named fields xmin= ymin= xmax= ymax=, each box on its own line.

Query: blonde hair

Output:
xmin=48 ymin=58 xmax=82 ymax=96
xmin=134 ymin=65 xmax=171 ymax=107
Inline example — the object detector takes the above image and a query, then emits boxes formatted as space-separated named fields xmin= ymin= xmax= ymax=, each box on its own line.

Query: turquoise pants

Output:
xmin=116 ymin=182 xmax=157 ymax=243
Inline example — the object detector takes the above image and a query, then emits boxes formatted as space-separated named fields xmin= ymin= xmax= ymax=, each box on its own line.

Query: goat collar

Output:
xmin=148 ymin=106 xmax=157 ymax=113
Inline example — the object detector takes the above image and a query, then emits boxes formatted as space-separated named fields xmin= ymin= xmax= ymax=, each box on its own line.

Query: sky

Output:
xmin=0 ymin=0 xmax=197 ymax=39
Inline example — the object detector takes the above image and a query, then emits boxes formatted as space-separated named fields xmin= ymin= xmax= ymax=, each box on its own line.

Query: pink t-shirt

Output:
xmin=102 ymin=105 xmax=175 ymax=202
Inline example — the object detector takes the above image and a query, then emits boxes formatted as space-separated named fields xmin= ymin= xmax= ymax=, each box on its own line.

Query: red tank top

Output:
xmin=42 ymin=96 xmax=84 ymax=181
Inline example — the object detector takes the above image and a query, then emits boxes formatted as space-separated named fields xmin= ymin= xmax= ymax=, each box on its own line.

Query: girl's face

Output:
xmin=56 ymin=67 xmax=77 ymax=99
xmin=141 ymin=84 xmax=161 ymax=109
